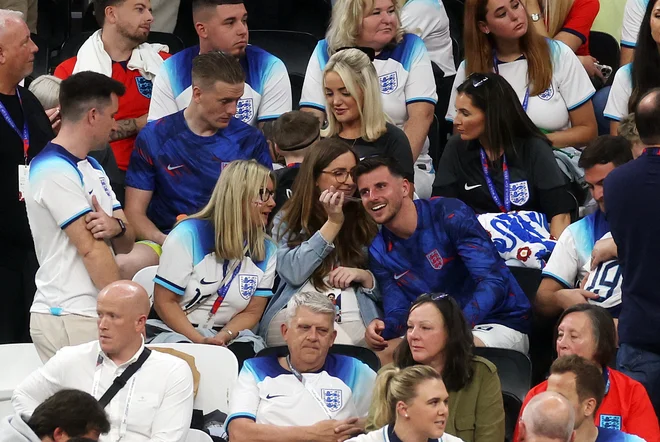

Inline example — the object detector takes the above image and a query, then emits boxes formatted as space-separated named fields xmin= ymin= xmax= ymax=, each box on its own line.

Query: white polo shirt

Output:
xmin=154 ymin=218 xmax=277 ymax=327
xmin=226 ymin=354 xmax=376 ymax=432
xmin=401 ymin=0 xmax=456 ymax=77
xmin=25 ymin=142 xmax=121 ymax=318
xmin=12 ymin=340 xmax=194 ymax=442
xmin=603 ymin=63 xmax=632 ymax=122
xmin=621 ymin=0 xmax=650 ymax=48
xmin=446 ymin=40 xmax=595 ymax=133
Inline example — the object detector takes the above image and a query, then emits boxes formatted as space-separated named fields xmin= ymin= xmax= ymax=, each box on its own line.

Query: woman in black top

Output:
xmin=433 ymin=73 xmax=574 ymax=238
xmin=322 ymin=48 xmax=415 ymax=184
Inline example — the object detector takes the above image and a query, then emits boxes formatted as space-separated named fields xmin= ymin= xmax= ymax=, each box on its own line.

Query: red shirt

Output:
xmin=561 ymin=0 xmax=600 ymax=56
xmin=54 ymin=52 xmax=170 ymax=171
xmin=513 ymin=368 xmax=660 ymax=442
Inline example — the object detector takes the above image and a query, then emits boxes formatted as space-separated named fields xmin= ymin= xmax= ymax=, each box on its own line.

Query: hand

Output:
xmin=557 ymin=288 xmax=600 ymax=309
xmin=45 ymin=107 xmax=61 ymax=133
xmin=591 ymin=237 xmax=617 ymax=270
xmin=136 ymin=113 xmax=148 ymax=131
xmin=579 ymin=56 xmax=605 ymax=81
xmin=328 ymin=267 xmax=368 ymax=289
xmin=320 ymin=186 xmax=345 ymax=225
xmin=334 ymin=417 xmax=364 ymax=441
xmin=307 ymin=418 xmax=362 ymax=442
xmin=85 ymin=196 xmax=120 ymax=239
xmin=202 ymin=331 xmax=231 ymax=346
xmin=365 ymin=319 xmax=387 ymax=351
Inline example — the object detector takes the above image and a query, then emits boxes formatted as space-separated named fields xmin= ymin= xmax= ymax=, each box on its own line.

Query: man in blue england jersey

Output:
xmin=353 ymin=156 xmax=531 ymax=357
xmin=148 ymin=0 xmax=292 ymax=126
xmin=121 ymin=51 xmax=272 ymax=279
xmin=226 ymin=291 xmax=375 ymax=442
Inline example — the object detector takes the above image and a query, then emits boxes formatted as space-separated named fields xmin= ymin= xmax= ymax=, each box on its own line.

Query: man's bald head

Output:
xmin=520 ymin=392 xmax=575 ymax=442
xmin=636 ymin=88 xmax=660 ymax=146
xmin=98 ymin=280 xmax=151 ymax=316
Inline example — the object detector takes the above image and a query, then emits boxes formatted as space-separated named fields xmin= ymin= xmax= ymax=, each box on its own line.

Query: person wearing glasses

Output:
xmin=433 ymin=73 xmax=574 ymax=239
xmin=447 ymin=0 xmax=597 ymax=149
xmin=148 ymin=160 xmax=277 ymax=365
xmin=300 ymin=0 xmax=438 ymax=198
xmin=258 ymin=138 xmax=380 ymax=347
xmin=366 ymin=295 xmax=505 ymax=442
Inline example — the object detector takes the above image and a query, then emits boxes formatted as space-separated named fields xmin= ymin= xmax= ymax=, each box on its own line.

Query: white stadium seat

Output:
xmin=185 ymin=428 xmax=213 ymax=442
xmin=0 ymin=344 xmax=43 ymax=418
xmin=132 ymin=265 xmax=158 ymax=306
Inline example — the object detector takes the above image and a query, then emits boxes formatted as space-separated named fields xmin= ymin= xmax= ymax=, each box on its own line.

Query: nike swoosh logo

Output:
xmin=167 ymin=164 xmax=184 ymax=171
xmin=266 ymin=394 xmax=286 ymax=399
xmin=394 ymin=271 xmax=410 ymax=280
xmin=464 ymin=183 xmax=482 ymax=191
xmin=88 ymin=190 xmax=93 ymax=195
xmin=200 ymin=278 xmax=218 ymax=285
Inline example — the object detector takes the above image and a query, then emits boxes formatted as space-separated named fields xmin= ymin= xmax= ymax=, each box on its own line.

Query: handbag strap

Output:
xmin=98 ymin=347 xmax=151 ymax=408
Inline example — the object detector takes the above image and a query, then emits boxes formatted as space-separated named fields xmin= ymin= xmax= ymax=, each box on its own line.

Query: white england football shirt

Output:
xmin=25 ymin=142 xmax=121 ymax=318
xmin=226 ymin=354 xmax=376 ymax=432
xmin=621 ymin=0 xmax=650 ymax=48
xmin=604 ymin=64 xmax=632 ymax=122
xmin=154 ymin=218 xmax=276 ymax=327
xmin=148 ymin=45 xmax=292 ymax=125
xmin=446 ymin=40 xmax=595 ymax=134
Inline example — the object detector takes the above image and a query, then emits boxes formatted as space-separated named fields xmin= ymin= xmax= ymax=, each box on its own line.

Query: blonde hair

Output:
xmin=326 ymin=0 xmax=405 ymax=55
xmin=322 ymin=49 xmax=388 ymax=141
xmin=28 ymin=75 xmax=62 ymax=110
xmin=545 ymin=0 xmax=574 ymax=39
xmin=187 ymin=160 xmax=274 ymax=261
xmin=371 ymin=365 xmax=444 ymax=428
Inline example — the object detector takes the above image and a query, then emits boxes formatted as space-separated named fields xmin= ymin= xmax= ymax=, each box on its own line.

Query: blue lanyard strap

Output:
xmin=492 ymin=54 xmax=530 ymax=112
xmin=0 ymin=88 xmax=30 ymax=163
xmin=480 ymin=148 xmax=510 ymax=213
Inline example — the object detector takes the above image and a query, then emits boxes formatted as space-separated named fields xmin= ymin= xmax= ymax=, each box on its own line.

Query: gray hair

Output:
xmin=285 ymin=291 xmax=336 ymax=325
xmin=29 ymin=75 xmax=62 ymax=110
xmin=0 ymin=9 xmax=24 ymax=30
xmin=521 ymin=391 xmax=575 ymax=442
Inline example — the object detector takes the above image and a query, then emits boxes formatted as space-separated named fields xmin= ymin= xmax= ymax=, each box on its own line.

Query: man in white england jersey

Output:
xmin=226 ymin=291 xmax=376 ymax=442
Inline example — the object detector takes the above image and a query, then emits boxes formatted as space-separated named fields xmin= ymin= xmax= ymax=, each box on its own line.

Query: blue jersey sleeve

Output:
xmin=369 ymin=246 xmax=410 ymax=340
xmin=125 ymin=130 xmax=156 ymax=191
xmin=252 ymin=131 xmax=273 ymax=169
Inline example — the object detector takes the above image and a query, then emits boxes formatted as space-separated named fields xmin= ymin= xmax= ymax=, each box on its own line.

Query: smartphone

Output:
xmin=594 ymin=63 xmax=613 ymax=81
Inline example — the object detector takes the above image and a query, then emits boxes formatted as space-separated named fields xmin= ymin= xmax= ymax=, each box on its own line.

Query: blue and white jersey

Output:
xmin=147 ymin=45 xmax=292 ymax=125
xmin=25 ymin=142 xmax=121 ymax=318
xmin=447 ymin=40 xmax=595 ymax=133
xmin=604 ymin=63 xmax=632 ymax=122
xmin=154 ymin=218 xmax=276 ymax=327
xmin=621 ymin=0 xmax=649 ymax=48
xmin=226 ymin=354 xmax=376 ymax=431
xmin=596 ymin=427 xmax=646 ymax=442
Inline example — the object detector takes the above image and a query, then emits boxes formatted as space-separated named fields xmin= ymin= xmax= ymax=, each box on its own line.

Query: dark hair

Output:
xmin=550 ymin=355 xmax=605 ymax=412
xmin=577 ymin=135 xmax=634 ymax=170
xmin=456 ymin=73 xmax=550 ymax=160
xmin=272 ymin=111 xmax=321 ymax=151
xmin=27 ymin=389 xmax=110 ymax=439
xmin=59 ymin=72 xmax=126 ymax=122
xmin=193 ymin=0 xmax=244 ymax=16
xmin=280 ymin=138 xmax=378 ymax=290
xmin=67 ymin=439 xmax=98 ymax=442
xmin=394 ymin=294 xmax=475 ymax=392
xmin=192 ymin=51 xmax=245 ymax=90
xmin=635 ymin=88 xmax=660 ymax=145
xmin=353 ymin=155 xmax=408 ymax=183
xmin=555 ymin=304 xmax=617 ymax=367
xmin=628 ymin=0 xmax=660 ymax=113
xmin=93 ymin=0 xmax=125 ymax=27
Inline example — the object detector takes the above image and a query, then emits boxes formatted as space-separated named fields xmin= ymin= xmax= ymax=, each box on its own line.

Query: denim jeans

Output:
xmin=592 ymin=86 xmax=612 ymax=136
xmin=617 ymin=343 xmax=660 ymax=417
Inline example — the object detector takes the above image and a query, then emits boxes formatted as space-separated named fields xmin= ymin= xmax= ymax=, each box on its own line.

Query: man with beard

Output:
xmin=148 ymin=0 xmax=292 ymax=127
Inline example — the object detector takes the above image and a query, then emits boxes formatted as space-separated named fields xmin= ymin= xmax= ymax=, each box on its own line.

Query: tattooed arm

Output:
xmin=109 ymin=114 xmax=148 ymax=142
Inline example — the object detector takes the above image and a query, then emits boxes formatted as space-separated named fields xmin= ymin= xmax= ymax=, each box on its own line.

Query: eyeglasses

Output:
xmin=258 ymin=188 xmax=275 ymax=202
xmin=321 ymin=168 xmax=354 ymax=184
xmin=336 ymin=46 xmax=376 ymax=62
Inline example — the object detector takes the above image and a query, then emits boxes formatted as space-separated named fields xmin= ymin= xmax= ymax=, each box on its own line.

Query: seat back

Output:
xmin=0 ymin=344 xmax=43 ymax=418
xmin=132 ymin=265 xmax=158 ymax=306
xmin=474 ymin=347 xmax=532 ymax=403
xmin=255 ymin=344 xmax=381 ymax=372
xmin=29 ymin=33 xmax=50 ymax=81
xmin=148 ymin=343 xmax=239 ymax=413
xmin=248 ymin=30 xmax=318 ymax=77
xmin=589 ymin=31 xmax=620 ymax=82
xmin=444 ymin=0 xmax=465 ymax=49
xmin=56 ymin=31 xmax=94 ymax=65
xmin=502 ymin=391 xmax=522 ymax=442
xmin=148 ymin=32 xmax=186 ymax=55
xmin=186 ymin=428 xmax=213 ymax=442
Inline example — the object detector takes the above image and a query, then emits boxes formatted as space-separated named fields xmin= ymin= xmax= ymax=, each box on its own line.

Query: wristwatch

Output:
xmin=113 ymin=218 xmax=126 ymax=238
xmin=530 ymin=13 xmax=541 ymax=22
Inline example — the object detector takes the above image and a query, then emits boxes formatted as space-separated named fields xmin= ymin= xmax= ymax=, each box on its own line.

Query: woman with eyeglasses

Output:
xmin=447 ymin=0 xmax=597 ymax=149
xmin=300 ymin=0 xmax=438 ymax=198
xmin=366 ymin=294 xmax=505 ymax=442
xmin=258 ymin=138 xmax=380 ymax=347
xmin=148 ymin=160 xmax=277 ymax=365
xmin=433 ymin=73 xmax=574 ymax=238
xmin=323 ymin=48 xmax=415 ymax=185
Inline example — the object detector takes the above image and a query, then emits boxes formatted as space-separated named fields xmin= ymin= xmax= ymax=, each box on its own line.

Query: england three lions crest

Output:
xmin=239 ymin=275 xmax=258 ymax=300
xmin=426 ymin=249 xmax=444 ymax=270
xmin=235 ymin=98 xmax=254 ymax=123
xmin=321 ymin=389 xmax=343 ymax=412
xmin=379 ymin=72 xmax=398 ymax=94
xmin=510 ymin=181 xmax=530 ymax=206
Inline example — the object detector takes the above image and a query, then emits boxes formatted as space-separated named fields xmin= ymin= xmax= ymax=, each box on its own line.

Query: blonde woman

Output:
xmin=323 ymin=48 xmax=415 ymax=184
xmin=300 ymin=0 xmax=438 ymax=198
xmin=149 ymin=160 xmax=277 ymax=366
xmin=350 ymin=366 xmax=464 ymax=442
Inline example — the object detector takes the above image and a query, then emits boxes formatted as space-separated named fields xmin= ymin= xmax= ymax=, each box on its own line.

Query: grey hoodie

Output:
xmin=0 ymin=414 xmax=40 ymax=442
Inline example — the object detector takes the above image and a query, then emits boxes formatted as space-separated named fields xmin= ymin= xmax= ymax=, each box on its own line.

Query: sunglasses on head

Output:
xmin=417 ymin=292 xmax=450 ymax=302
xmin=336 ymin=46 xmax=376 ymax=62
xmin=465 ymin=73 xmax=489 ymax=88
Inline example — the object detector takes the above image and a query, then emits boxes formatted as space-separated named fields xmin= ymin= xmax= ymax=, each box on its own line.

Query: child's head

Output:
xmin=271 ymin=111 xmax=321 ymax=160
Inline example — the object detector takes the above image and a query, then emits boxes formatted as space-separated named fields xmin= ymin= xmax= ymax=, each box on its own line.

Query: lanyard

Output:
xmin=204 ymin=259 xmax=242 ymax=328
xmin=0 ymin=88 xmax=30 ymax=164
xmin=643 ymin=147 xmax=660 ymax=156
xmin=286 ymin=355 xmax=334 ymax=419
xmin=480 ymin=148 xmax=510 ymax=213
xmin=493 ymin=54 xmax=530 ymax=112
xmin=92 ymin=356 xmax=138 ymax=441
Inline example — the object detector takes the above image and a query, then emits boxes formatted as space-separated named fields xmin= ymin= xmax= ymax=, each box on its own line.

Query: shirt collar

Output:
xmin=97 ymin=336 xmax=146 ymax=369
xmin=387 ymin=424 xmax=438 ymax=442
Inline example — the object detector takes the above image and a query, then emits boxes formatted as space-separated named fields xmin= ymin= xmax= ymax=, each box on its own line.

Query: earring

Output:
xmin=404 ymin=414 xmax=409 ymax=418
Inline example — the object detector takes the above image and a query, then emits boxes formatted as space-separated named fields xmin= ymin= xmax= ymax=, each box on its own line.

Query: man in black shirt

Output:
xmin=0 ymin=10 xmax=54 ymax=343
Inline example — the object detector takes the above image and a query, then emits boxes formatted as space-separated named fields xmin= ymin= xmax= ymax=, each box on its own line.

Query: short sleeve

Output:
xmin=254 ymin=241 xmax=277 ymax=297
xmin=445 ymin=61 xmax=466 ymax=122
xmin=542 ymin=227 xmax=580 ymax=288
xmin=403 ymin=35 xmax=438 ymax=105
xmin=226 ymin=361 xmax=260 ymax=433
xmin=148 ymin=63 xmax=178 ymax=122
xmin=154 ymin=222 xmax=195 ymax=295
xmin=621 ymin=0 xmax=648 ymax=48
xmin=560 ymin=0 xmax=600 ymax=45
xmin=299 ymin=40 xmax=329 ymax=111
xmin=604 ymin=64 xmax=633 ymax=122
xmin=125 ymin=130 xmax=156 ymax=191
xmin=257 ymin=57 xmax=293 ymax=121
xmin=551 ymin=41 xmax=596 ymax=110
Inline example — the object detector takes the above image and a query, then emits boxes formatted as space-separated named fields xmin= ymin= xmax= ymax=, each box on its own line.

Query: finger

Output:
xmin=92 ymin=195 xmax=103 ymax=212
xmin=93 ymin=231 xmax=107 ymax=239
xmin=329 ymin=191 xmax=340 ymax=206
xmin=580 ymin=290 xmax=600 ymax=299
xmin=52 ymin=119 xmax=61 ymax=131
xmin=86 ymin=219 xmax=100 ymax=230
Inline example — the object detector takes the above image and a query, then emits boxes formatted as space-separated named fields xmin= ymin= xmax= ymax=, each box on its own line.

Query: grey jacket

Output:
xmin=0 ymin=414 xmax=40 ymax=442
xmin=258 ymin=214 xmax=382 ymax=342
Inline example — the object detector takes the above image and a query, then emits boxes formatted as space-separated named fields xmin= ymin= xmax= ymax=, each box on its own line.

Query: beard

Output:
xmin=117 ymin=22 xmax=149 ymax=46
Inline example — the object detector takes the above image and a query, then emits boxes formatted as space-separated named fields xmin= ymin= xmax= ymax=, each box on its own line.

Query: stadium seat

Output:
xmin=248 ymin=30 xmax=318 ymax=77
xmin=132 ymin=265 xmax=158 ymax=306
xmin=148 ymin=343 xmax=239 ymax=414
xmin=0 ymin=344 xmax=43 ymax=418
xmin=255 ymin=344 xmax=381 ymax=372
xmin=186 ymin=428 xmax=213 ymax=442
xmin=25 ymin=33 xmax=50 ymax=87
xmin=428 ymin=114 xmax=442 ymax=170
xmin=148 ymin=32 xmax=186 ymax=55
xmin=589 ymin=31 xmax=620 ymax=84
xmin=444 ymin=0 xmax=465 ymax=49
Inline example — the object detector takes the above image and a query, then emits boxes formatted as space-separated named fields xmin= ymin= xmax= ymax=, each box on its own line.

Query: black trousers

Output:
xmin=0 ymin=245 xmax=38 ymax=344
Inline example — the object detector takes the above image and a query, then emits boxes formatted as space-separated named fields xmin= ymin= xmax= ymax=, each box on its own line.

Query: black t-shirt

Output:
xmin=432 ymin=135 xmax=574 ymax=219
xmin=271 ymin=164 xmax=300 ymax=223
xmin=0 ymin=87 xmax=54 ymax=249
xmin=336 ymin=123 xmax=415 ymax=182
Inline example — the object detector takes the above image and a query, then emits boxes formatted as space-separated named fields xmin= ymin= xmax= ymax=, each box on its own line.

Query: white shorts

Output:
xmin=472 ymin=323 xmax=529 ymax=354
